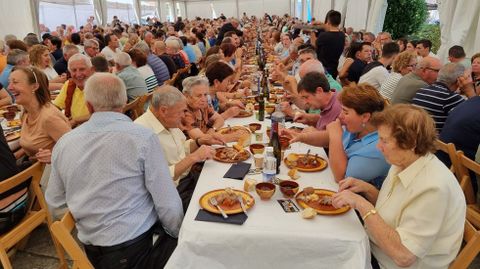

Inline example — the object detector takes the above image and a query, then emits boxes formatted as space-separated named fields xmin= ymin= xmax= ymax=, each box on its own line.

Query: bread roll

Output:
xmin=302 ymin=208 xmax=317 ymax=219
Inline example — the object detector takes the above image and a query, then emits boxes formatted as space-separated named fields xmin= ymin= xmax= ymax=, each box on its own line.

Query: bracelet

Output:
xmin=362 ymin=209 xmax=377 ymax=221
xmin=195 ymin=138 xmax=201 ymax=147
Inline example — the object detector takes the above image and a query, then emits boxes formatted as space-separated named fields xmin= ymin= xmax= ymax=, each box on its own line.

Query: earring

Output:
xmin=361 ymin=122 xmax=366 ymax=128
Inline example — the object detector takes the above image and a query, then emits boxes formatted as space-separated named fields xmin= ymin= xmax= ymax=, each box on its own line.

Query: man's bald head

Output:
xmin=299 ymin=59 xmax=325 ymax=78
xmin=416 ymin=56 xmax=442 ymax=85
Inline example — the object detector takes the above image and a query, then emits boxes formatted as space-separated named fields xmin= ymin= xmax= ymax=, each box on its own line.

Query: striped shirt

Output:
xmin=147 ymin=53 xmax=170 ymax=85
xmin=137 ymin=65 xmax=159 ymax=92
xmin=411 ymin=82 xmax=465 ymax=131
xmin=380 ymin=72 xmax=402 ymax=101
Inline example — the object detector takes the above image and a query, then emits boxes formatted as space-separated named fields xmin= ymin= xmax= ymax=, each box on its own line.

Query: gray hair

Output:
xmin=165 ymin=39 xmax=180 ymax=50
xmin=7 ymin=49 xmax=28 ymax=65
xmin=437 ymin=62 xmax=465 ymax=86
xmin=23 ymin=35 xmax=40 ymax=47
xmin=84 ymin=39 xmax=99 ymax=48
xmin=151 ymin=85 xmax=186 ymax=109
xmin=62 ymin=44 xmax=80 ymax=56
xmin=114 ymin=52 xmax=132 ymax=67
xmin=84 ymin=73 xmax=127 ymax=111
xmin=4 ymin=34 xmax=17 ymax=43
xmin=68 ymin=53 xmax=92 ymax=71
xmin=132 ymin=42 xmax=150 ymax=55
xmin=182 ymin=76 xmax=209 ymax=95
xmin=299 ymin=59 xmax=325 ymax=78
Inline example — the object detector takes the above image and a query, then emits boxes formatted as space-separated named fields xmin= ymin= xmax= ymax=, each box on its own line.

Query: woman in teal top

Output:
xmin=285 ymin=83 xmax=390 ymax=189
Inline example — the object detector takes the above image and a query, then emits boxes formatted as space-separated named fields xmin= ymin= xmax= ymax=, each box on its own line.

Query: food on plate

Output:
xmin=303 ymin=187 xmax=315 ymax=196
xmin=284 ymin=153 xmax=327 ymax=172
xmin=245 ymin=103 xmax=254 ymax=112
xmin=286 ymin=153 xmax=299 ymax=162
xmin=302 ymin=208 xmax=317 ymax=219
xmin=233 ymin=143 xmax=245 ymax=153
xmin=214 ymin=188 xmax=240 ymax=208
xmin=244 ymin=178 xmax=257 ymax=192
xmin=214 ymin=147 xmax=250 ymax=162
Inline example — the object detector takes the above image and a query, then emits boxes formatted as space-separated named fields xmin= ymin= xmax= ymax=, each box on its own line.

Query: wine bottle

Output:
xmin=269 ymin=105 xmax=284 ymax=174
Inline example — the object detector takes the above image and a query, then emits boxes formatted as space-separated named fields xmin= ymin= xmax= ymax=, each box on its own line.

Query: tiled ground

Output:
xmin=9 ymin=223 xmax=480 ymax=269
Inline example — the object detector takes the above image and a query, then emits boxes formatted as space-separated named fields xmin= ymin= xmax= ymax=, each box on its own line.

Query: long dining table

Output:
xmin=165 ymin=113 xmax=371 ymax=269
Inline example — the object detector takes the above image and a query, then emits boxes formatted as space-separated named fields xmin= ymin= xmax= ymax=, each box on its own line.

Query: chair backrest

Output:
xmin=456 ymin=151 xmax=478 ymax=205
xmin=51 ymin=211 xmax=94 ymax=269
xmin=137 ymin=92 xmax=154 ymax=114
xmin=122 ymin=97 xmax=141 ymax=120
xmin=434 ymin=139 xmax=459 ymax=176
xmin=0 ymin=162 xmax=67 ymax=269
xmin=449 ymin=207 xmax=480 ymax=269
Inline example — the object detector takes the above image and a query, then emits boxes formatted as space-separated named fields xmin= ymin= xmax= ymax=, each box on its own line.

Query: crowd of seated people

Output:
xmin=0 ymin=9 xmax=478 ymax=269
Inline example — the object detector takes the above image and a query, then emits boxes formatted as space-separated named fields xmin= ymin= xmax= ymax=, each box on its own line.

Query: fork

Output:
xmin=210 ymin=197 xmax=228 ymax=219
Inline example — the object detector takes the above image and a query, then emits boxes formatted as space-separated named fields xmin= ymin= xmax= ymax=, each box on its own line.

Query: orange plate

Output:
xmin=214 ymin=147 xmax=250 ymax=163
xmin=234 ymin=110 xmax=253 ymax=118
xmin=5 ymin=131 xmax=21 ymax=142
xmin=199 ymin=189 xmax=255 ymax=215
xmin=284 ymin=154 xmax=328 ymax=172
xmin=295 ymin=189 xmax=350 ymax=215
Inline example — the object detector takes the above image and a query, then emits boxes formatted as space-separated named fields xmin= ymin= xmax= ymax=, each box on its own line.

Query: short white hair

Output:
xmin=84 ymin=73 xmax=127 ymax=111
xmin=151 ymin=85 xmax=186 ymax=108
xmin=132 ymin=42 xmax=150 ymax=55
xmin=68 ymin=53 xmax=92 ymax=71
xmin=165 ymin=38 xmax=180 ymax=50
xmin=114 ymin=52 xmax=132 ymax=67
xmin=182 ymin=76 xmax=209 ymax=95
xmin=299 ymin=59 xmax=325 ymax=78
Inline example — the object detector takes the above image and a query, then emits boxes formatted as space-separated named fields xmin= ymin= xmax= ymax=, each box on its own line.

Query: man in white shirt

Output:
xmin=359 ymin=42 xmax=400 ymax=90
xmin=135 ymin=85 xmax=225 ymax=210
xmin=416 ymin=39 xmax=439 ymax=59
xmin=100 ymin=34 xmax=121 ymax=64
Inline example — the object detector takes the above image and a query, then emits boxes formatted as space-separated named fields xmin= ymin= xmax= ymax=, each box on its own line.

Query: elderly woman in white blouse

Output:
xmin=332 ymin=104 xmax=465 ymax=268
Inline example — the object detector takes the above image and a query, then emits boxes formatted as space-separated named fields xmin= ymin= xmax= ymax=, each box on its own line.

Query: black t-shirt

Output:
xmin=158 ymin=54 xmax=177 ymax=77
xmin=347 ymin=58 xmax=367 ymax=83
xmin=0 ymin=125 xmax=19 ymax=181
xmin=315 ymin=31 xmax=345 ymax=79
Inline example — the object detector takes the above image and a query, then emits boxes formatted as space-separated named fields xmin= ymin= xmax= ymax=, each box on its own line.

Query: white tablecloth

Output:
xmin=165 ymin=116 xmax=371 ymax=269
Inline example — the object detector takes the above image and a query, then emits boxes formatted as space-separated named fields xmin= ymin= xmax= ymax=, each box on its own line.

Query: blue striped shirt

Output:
xmin=46 ymin=112 xmax=184 ymax=246
xmin=412 ymin=82 xmax=465 ymax=131
xmin=147 ymin=53 xmax=170 ymax=85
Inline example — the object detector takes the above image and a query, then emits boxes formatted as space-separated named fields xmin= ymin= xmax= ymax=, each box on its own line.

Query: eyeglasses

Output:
xmin=407 ymin=63 xmax=417 ymax=68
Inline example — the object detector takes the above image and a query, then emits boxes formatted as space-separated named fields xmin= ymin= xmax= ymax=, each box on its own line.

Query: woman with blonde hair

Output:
xmin=29 ymin=44 xmax=66 ymax=90
xmin=380 ymin=51 xmax=417 ymax=101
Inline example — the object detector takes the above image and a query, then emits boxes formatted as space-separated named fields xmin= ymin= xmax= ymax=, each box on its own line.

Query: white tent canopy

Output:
xmin=0 ymin=0 xmax=388 ymax=37
xmin=0 ymin=0 xmax=479 ymax=61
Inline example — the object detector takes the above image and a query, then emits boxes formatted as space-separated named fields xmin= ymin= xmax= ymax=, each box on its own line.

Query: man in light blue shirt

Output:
xmin=46 ymin=73 xmax=183 ymax=269
xmin=114 ymin=52 xmax=148 ymax=102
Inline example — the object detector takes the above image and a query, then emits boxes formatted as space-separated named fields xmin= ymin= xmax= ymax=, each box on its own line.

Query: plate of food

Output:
xmin=284 ymin=153 xmax=328 ymax=172
xmin=295 ymin=188 xmax=350 ymax=215
xmin=234 ymin=110 xmax=253 ymax=118
xmin=5 ymin=130 xmax=21 ymax=142
xmin=199 ymin=188 xmax=255 ymax=215
xmin=214 ymin=146 xmax=251 ymax=163
xmin=217 ymin=126 xmax=251 ymax=136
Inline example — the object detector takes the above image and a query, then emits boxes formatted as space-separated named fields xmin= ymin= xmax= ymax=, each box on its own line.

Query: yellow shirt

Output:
xmin=0 ymin=55 xmax=6 ymax=74
xmin=53 ymin=81 xmax=90 ymax=120
xmin=134 ymin=109 xmax=191 ymax=185
xmin=369 ymin=153 xmax=465 ymax=269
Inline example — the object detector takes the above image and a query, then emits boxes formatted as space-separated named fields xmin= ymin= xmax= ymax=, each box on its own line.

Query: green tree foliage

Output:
xmin=411 ymin=23 xmax=441 ymax=53
xmin=383 ymin=0 xmax=428 ymax=39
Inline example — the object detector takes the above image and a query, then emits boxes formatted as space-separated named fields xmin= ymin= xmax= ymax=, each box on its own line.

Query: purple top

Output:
xmin=316 ymin=91 xmax=342 ymax=130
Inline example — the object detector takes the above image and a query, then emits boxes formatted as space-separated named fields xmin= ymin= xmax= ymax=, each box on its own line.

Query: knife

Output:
xmin=238 ymin=195 xmax=248 ymax=216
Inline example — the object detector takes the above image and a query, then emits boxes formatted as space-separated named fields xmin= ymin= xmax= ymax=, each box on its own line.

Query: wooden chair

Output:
xmin=434 ymin=139 xmax=460 ymax=175
xmin=164 ymin=71 xmax=180 ymax=86
xmin=449 ymin=207 xmax=480 ymax=269
xmin=136 ymin=91 xmax=154 ymax=116
xmin=456 ymin=151 xmax=479 ymax=205
xmin=122 ymin=97 xmax=141 ymax=120
xmin=51 ymin=211 xmax=94 ymax=269
xmin=0 ymin=162 xmax=67 ymax=269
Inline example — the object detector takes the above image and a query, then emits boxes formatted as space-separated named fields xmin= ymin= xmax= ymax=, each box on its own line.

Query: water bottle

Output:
xmin=262 ymin=147 xmax=276 ymax=182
